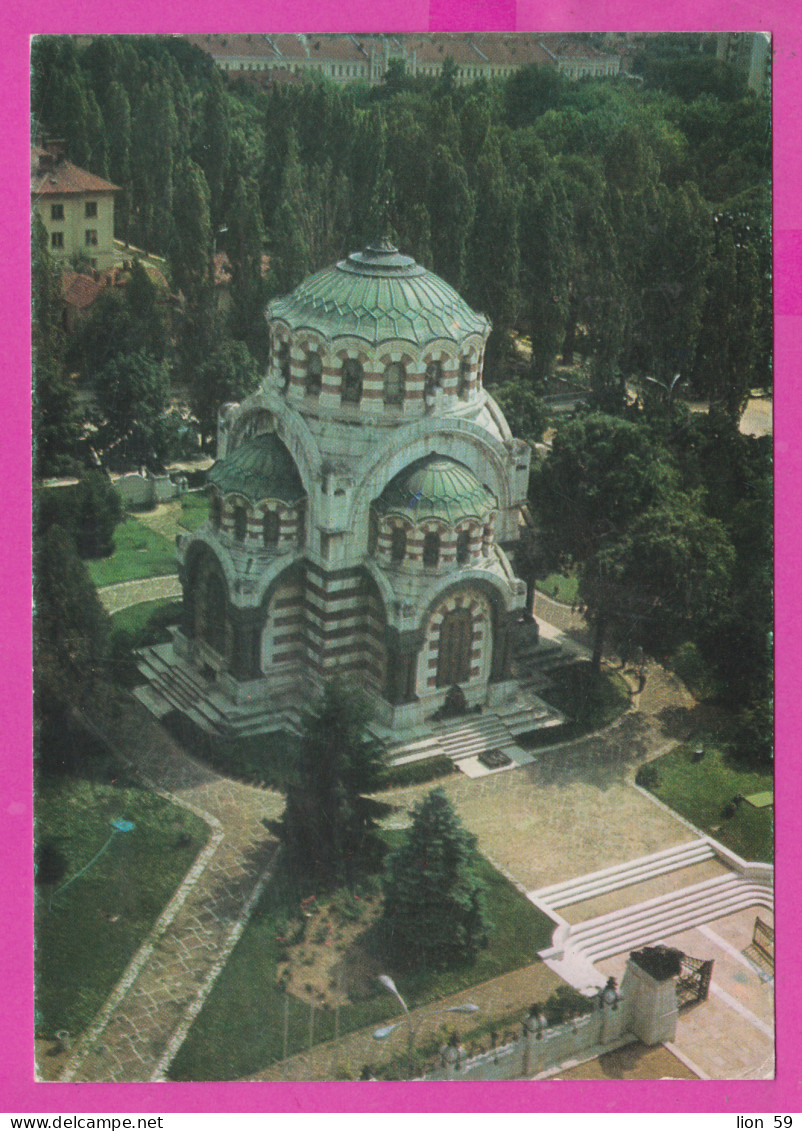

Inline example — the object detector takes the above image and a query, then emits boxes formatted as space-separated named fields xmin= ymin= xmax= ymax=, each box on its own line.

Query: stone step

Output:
xmin=532 ymin=840 xmax=715 ymax=909
xmin=139 ymin=662 xmax=203 ymax=716
xmin=583 ymin=885 xmax=774 ymax=963
xmin=437 ymin=721 xmax=514 ymax=761
xmin=571 ymin=873 xmax=742 ymax=939
xmin=563 ymin=876 xmax=772 ymax=962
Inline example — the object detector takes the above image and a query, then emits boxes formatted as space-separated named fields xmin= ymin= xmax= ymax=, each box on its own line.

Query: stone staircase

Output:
xmin=545 ymin=873 xmax=773 ymax=966
xmin=135 ymin=643 xmax=293 ymax=739
xmin=511 ymin=621 xmax=588 ymax=693
xmin=388 ymin=714 xmax=518 ymax=767
xmin=534 ymin=841 xmax=774 ymax=989
xmin=530 ymin=839 xmax=716 ymax=910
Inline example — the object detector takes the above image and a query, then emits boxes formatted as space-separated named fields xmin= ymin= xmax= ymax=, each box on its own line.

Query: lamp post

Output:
xmin=373 ymin=975 xmax=479 ymax=1052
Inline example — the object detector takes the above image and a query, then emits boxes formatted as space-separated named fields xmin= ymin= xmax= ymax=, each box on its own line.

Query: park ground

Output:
xmin=35 ymin=479 xmax=773 ymax=1083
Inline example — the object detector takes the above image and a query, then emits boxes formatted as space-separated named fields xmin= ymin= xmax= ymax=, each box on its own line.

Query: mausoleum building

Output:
xmin=139 ymin=239 xmax=537 ymax=735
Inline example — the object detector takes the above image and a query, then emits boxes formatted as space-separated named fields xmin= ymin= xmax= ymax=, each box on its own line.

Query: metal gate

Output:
xmin=676 ymin=954 xmax=714 ymax=1009
xmin=750 ymin=917 xmax=774 ymax=971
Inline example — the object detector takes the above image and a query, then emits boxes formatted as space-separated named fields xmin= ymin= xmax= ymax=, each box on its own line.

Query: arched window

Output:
xmin=391 ymin=526 xmax=407 ymax=563
xmin=209 ymin=493 xmax=222 ymax=531
xmin=234 ymin=504 xmax=248 ymax=542
xmin=263 ymin=509 xmax=280 ymax=548
xmin=305 ymin=352 xmax=322 ymax=396
xmin=278 ymin=341 xmax=291 ymax=391
xmin=383 ymin=362 xmax=404 ymax=406
xmin=342 ymin=358 xmax=363 ymax=404
xmin=423 ymin=531 xmax=440 ymax=567
xmin=425 ymin=360 xmax=443 ymax=398
xmin=458 ymin=359 xmax=471 ymax=398
xmin=456 ymin=530 xmax=471 ymax=564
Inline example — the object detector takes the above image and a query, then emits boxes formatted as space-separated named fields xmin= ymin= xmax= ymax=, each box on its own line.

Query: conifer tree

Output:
xmin=379 ymin=788 xmax=490 ymax=970
xmin=274 ymin=681 xmax=388 ymax=886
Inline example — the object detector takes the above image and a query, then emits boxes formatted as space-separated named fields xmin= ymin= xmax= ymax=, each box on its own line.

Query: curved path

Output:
xmin=56 ymin=698 xmax=284 ymax=1083
xmin=98 ymin=575 xmax=181 ymax=615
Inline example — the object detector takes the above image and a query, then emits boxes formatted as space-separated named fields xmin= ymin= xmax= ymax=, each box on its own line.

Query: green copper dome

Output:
xmin=208 ymin=432 xmax=305 ymax=505
xmin=267 ymin=240 xmax=490 ymax=347
xmin=376 ymin=455 xmax=496 ymax=525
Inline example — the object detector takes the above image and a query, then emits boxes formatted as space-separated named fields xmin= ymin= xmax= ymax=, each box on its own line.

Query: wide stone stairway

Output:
xmin=531 ymin=839 xmax=773 ymax=990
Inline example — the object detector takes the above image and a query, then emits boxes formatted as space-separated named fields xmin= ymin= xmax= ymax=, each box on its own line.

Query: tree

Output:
xmin=274 ymin=681 xmax=388 ymax=885
xmin=93 ymin=349 xmax=170 ymax=464
xmin=428 ymin=144 xmax=475 ymax=290
xmin=124 ymin=259 xmax=169 ymax=360
xmin=582 ymin=492 xmax=735 ymax=663
xmin=194 ymin=72 xmax=231 ymax=228
xmin=35 ymin=473 xmax=123 ymax=560
xmin=518 ymin=171 xmax=573 ymax=382
xmin=102 ymin=81 xmax=132 ymax=239
xmin=32 ymin=216 xmax=82 ymax=479
xmin=169 ymin=157 xmax=213 ymax=303
xmin=379 ymin=788 xmax=490 ymax=970
xmin=225 ymin=177 xmax=269 ymax=365
xmin=191 ymin=340 xmax=260 ymax=448
xmin=504 ymin=64 xmax=567 ymax=128
xmin=488 ymin=380 xmax=546 ymax=444
xmin=34 ymin=525 xmax=110 ymax=750
xmin=629 ymin=182 xmax=712 ymax=387
xmin=535 ymin=413 xmax=677 ymax=667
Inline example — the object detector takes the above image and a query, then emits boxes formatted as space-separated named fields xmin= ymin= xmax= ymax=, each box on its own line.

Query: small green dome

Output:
xmin=267 ymin=239 xmax=490 ymax=348
xmin=376 ymin=456 xmax=496 ymax=525
xmin=208 ymin=432 xmax=305 ymax=505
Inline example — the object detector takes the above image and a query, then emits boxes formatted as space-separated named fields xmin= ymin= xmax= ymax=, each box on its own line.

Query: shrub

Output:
xmin=635 ymin=763 xmax=660 ymax=789
xmin=382 ymin=755 xmax=455 ymax=789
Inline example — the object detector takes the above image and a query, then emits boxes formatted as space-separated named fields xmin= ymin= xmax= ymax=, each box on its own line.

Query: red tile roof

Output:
xmin=61 ymin=271 xmax=104 ymax=310
xmin=32 ymin=147 xmax=119 ymax=197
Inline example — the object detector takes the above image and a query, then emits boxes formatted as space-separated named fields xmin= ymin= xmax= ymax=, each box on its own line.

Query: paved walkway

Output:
xmin=99 ymin=576 xmax=181 ymax=614
xmin=54 ymin=699 xmax=284 ymax=1082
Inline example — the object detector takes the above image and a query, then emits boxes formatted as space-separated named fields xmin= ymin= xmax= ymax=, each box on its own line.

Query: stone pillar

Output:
xmin=229 ymin=606 xmax=265 ymax=681
xmin=384 ymin=628 xmax=425 ymax=705
xmin=490 ymin=608 xmax=515 ymax=682
xmin=178 ymin=564 xmax=195 ymax=639
xmin=619 ymin=952 xmax=679 ymax=1046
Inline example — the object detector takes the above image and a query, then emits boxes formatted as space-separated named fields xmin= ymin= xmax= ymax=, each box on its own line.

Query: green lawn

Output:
xmin=85 ymin=516 xmax=177 ymax=587
xmin=639 ymin=742 xmax=773 ymax=863
xmin=535 ymin=569 xmax=579 ymax=604
xmin=110 ymin=598 xmax=181 ymax=641
xmin=520 ymin=662 xmax=631 ymax=748
xmin=167 ymin=843 xmax=556 ymax=1081
xmin=178 ymin=492 xmax=209 ymax=532
xmin=35 ymin=767 xmax=209 ymax=1038
xmin=109 ymin=599 xmax=182 ymax=686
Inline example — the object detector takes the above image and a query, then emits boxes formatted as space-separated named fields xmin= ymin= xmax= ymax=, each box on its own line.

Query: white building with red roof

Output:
xmin=32 ymin=143 xmax=120 ymax=272
xmin=184 ymin=32 xmax=619 ymax=87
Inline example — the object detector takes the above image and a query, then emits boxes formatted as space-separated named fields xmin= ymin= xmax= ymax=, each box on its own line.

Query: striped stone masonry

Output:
xmin=269 ymin=330 xmax=486 ymax=418
xmin=376 ymin=515 xmax=489 ymax=570
xmin=217 ymin=499 xmax=303 ymax=552
xmin=420 ymin=588 xmax=492 ymax=694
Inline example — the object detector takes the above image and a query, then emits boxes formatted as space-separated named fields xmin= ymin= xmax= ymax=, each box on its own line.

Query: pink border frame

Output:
xmin=6 ymin=0 xmax=797 ymax=1114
